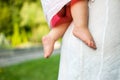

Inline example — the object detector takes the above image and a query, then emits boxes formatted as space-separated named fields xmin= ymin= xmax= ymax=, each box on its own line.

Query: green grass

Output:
xmin=0 ymin=54 xmax=60 ymax=80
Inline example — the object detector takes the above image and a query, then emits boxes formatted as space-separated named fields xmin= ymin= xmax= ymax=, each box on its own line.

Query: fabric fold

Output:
xmin=41 ymin=0 xmax=71 ymax=28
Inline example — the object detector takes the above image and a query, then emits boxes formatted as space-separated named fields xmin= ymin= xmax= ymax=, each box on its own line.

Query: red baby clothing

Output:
xmin=50 ymin=0 xmax=80 ymax=28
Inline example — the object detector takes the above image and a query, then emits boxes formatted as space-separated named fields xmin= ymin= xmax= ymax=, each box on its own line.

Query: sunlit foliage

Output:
xmin=0 ymin=0 xmax=49 ymax=48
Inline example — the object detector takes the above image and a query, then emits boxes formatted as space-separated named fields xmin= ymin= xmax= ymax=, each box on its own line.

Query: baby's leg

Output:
xmin=42 ymin=23 xmax=70 ymax=58
xmin=71 ymin=0 xmax=97 ymax=49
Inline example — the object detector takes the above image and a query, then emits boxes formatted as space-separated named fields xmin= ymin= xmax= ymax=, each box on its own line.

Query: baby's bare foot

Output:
xmin=73 ymin=26 xmax=97 ymax=49
xmin=42 ymin=35 xmax=55 ymax=58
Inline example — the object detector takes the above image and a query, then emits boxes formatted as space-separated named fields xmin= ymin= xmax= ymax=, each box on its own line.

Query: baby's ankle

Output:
xmin=45 ymin=34 xmax=56 ymax=43
xmin=74 ymin=23 xmax=88 ymax=28
xmin=74 ymin=26 xmax=88 ymax=31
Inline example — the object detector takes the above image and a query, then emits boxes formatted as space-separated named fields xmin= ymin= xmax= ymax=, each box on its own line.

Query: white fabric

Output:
xmin=41 ymin=0 xmax=70 ymax=27
xmin=58 ymin=0 xmax=120 ymax=80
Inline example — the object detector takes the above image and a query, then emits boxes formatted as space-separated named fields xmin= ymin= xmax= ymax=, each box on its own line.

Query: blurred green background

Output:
xmin=0 ymin=0 xmax=60 ymax=80
xmin=0 ymin=55 xmax=60 ymax=80
xmin=0 ymin=0 xmax=49 ymax=49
